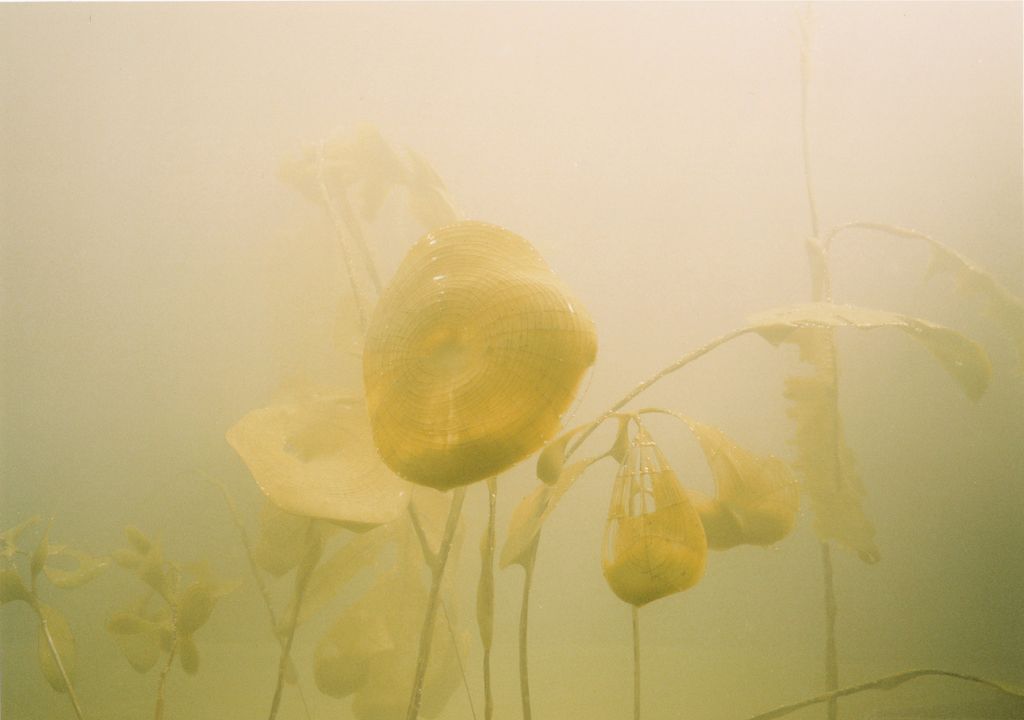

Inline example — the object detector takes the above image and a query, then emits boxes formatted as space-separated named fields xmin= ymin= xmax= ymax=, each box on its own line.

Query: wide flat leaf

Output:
xmin=177 ymin=581 xmax=215 ymax=635
xmin=227 ymin=388 xmax=410 ymax=528
xmin=750 ymin=302 xmax=991 ymax=401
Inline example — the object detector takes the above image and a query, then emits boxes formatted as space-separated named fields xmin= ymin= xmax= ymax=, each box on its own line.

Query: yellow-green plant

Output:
xmin=106 ymin=526 xmax=234 ymax=720
xmin=0 ymin=516 xmax=107 ymax=720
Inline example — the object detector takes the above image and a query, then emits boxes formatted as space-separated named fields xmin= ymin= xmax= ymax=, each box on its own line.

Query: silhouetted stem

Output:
xmin=210 ymin=477 xmax=313 ymax=720
xmin=632 ymin=606 xmax=641 ymax=720
xmin=480 ymin=478 xmax=498 ymax=720
xmin=738 ymin=669 xmax=1024 ymax=720
xmin=154 ymin=611 xmax=178 ymax=720
xmin=38 ymin=609 xmax=86 ymax=720
xmin=821 ymin=544 xmax=839 ymax=720
xmin=407 ymin=503 xmax=477 ymax=720
xmin=267 ymin=523 xmax=321 ymax=720
xmin=518 ymin=539 xmax=539 ymax=720
xmin=406 ymin=487 xmax=466 ymax=720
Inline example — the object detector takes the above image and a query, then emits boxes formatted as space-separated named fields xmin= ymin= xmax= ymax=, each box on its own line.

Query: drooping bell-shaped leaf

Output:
xmin=0 ymin=516 xmax=41 ymax=560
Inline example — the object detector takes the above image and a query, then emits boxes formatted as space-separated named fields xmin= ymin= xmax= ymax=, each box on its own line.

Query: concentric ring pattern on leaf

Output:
xmin=363 ymin=221 xmax=598 ymax=489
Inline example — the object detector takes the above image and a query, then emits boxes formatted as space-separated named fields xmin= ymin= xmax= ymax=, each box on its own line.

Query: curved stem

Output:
xmin=406 ymin=487 xmax=467 ymax=720
xmin=739 ymin=669 xmax=1024 ymax=720
xmin=38 ymin=610 xmax=86 ymax=720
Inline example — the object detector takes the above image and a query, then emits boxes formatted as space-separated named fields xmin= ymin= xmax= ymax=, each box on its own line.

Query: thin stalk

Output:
xmin=407 ymin=504 xmax=477 ymax=720
xmin=799 ymin=10 xmax=843 ymax=717
xmin=739 ymin=669 xmax=1024 ymax=720
xmin=406 ymin=487 xmax=467 ymax=720
xmin=632 ymin=606 xmax=641 ymax=720
xmin=316 ymin=141 xmax=372 ymax=331
xmin=209 ymin=476 xmax=313 ymax=720
xmin=518 ymin=539 xmax=539 ymax=720
xmin=480 ymin=478 xmax=498 ymax=720
xmin=38 ymin=609 xmax=86 ymax=720
xmin=821 ymin=544 xmax=838 ymax=720
xmin=154 ymin=611 xmax=178 ymax=720
xmin=267 ymin=523 xmax=321 ymax=720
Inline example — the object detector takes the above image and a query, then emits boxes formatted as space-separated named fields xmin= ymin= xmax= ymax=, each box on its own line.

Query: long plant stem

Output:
xmin=739 ymin=668 xmax=1024 ymax=720
xmin=632 ymin=606 xmax=641 ymax=720
xmin=799 ymin=10 xmax=844 ymax=718
xmin=407 ymin=504 xmax=477 ymax=720
xmin=480 ymin=478 xmax=498 ymax=720
xmin=154 ymin=617 xmax=178 ymax=720
xmin=210 ymin=477 xmax=313 ymax=720
xmin=406 ymin=487 xmax=467 ymax=720
xmin=38 ymin=610 xmax=86 ymax=720
xmin=267 ymin=523 xmax=321 ymax=720
xmin=821 ymin=544 xmax=839 ymax=720
xmin=518 ymin=540 xmax=539 ymax=720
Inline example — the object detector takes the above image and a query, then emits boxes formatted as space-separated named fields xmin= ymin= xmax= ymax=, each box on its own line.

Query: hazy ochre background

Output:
xmin=1 ymin=3 xmax=1021 ymax=720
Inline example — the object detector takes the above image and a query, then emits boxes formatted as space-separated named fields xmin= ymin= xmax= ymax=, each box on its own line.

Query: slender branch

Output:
xmin=316 ymin=141 xmax=372 ymax=331
xmin=154 ymin=611 xmax=178 ymax=720
xmin=38 ymin=610 xmax=86 ymax=720
xmin=267 ymin=523 xmax=321 ymax=720
xmin=406 ymin=487 xmax=467 ymax=720
xmin=407 ymin=504 xmax=477 ymax=720
xmin=632 ymin=606 xmax=641 ymax=720
xmin=209 ymin=476 xmax=313 ymax=720
xmin=480 ymin=478 xmax=498 ymax=720
xmin=738 ymin=669 xmax=1024 ymax=720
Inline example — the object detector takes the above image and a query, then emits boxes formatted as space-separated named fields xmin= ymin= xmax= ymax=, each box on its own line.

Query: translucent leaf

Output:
xmin=43 ymin=548 xmax=109 ymax=589
xmin=313 ymin=590 xmax=394 ymax=698
xmin=227 ymin=388 xmax=410 ymax=529
xmin=757 ymin=320 xmax=879 ymax=561
xmin=107 ymin=612 xmax=151 ymax=635
xmin=0 ymin=568 xmax=31 ymax=605
xmin=178 ymin=635 xmax=200 ymax=675
xmin=684 ymin=422 xmax=799 ymax=549
xmin=252 ymin=500 xmax=310 ymax=577
xmin=116 ymin=628 xmax=161 ymax=674
xmin=37 ymin=605 xmax=75 ymax=692
xmin=295 ymin=524 xmax=388 ymax=626
xmin=113 ymin=548 xmax=142 ymax=570
xmin=750 ymin=302 xmax=991 ymax=401
xmin=124 ymin=526 xmax=153 ymax=554
xmin=924 ymin=239 xmax=1024 ymax=369
xmin=177 ymin=582 xmax=215 ymax=635
xmin=404 ymin=147 xmax=460 ymax=232
xmin=0 ymin=515 xmax=41 ymax=560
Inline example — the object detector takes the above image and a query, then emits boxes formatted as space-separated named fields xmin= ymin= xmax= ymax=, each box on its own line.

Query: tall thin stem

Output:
xmin=154 ymin=612 xmax=178 ymax=720
xmin=406 ymin=487 xmax=467 ymax=720
xmin=480 ymin=478 xmax=498 ymax=720
xmin=821 ymin=545 xmax=839 ymax=720
xmin=518 ymin=540 xmax=539 ymax=720
xmin=632 ymin=606 xmax=641 ymax=720
xmin=267 ymin=523 xmax=321 ymax=720
xmin=38 ymin=610 xmax=86 ymax=720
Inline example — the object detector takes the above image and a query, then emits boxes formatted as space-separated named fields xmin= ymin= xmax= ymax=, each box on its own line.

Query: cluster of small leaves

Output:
xmin=107 ymin=526 xmax=234 ymax=677
xmin=0 ymin=516 xmax=108 ymax=694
